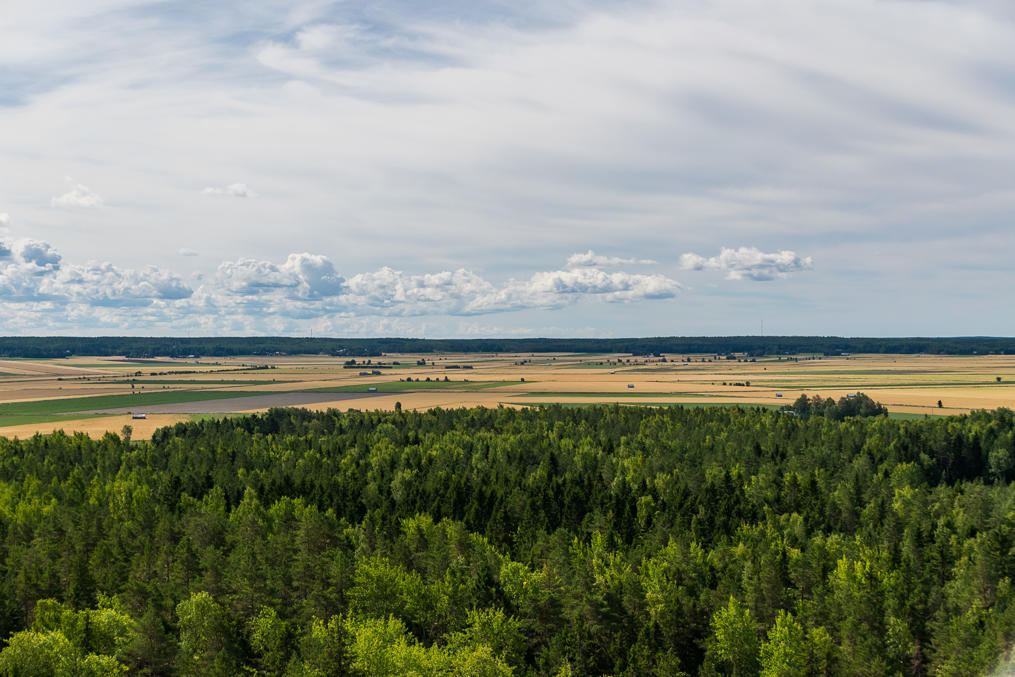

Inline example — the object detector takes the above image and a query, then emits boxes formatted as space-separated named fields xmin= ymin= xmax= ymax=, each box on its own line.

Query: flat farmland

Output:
xmin=1 ymin=352 xmax=1014 ymax=438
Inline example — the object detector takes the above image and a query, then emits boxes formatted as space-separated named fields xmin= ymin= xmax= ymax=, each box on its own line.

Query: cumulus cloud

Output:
xmin=566 ymin=250 xmax=657 ymax=267
xmin=202 ymin=183 xmax=256 ymax=197
xmin=198 ymin=251 xmax=682 ymax=319
xmin=0 ymin=231 xmax=683 ymax=331
xmin=15 ymin=239 xmax=61 ymax=271
xmin=178 ymin=248 xmax=199 ymax=257
xmin=281 ymin=253 xmax=345 ymax=298
xmin=466 ymin=268 xmax=681 ymax=314
xmin=215 ymin=258 xmax=303 ymax=295
xmin=214 ymin=253 xmax=344 ymax=299
xmin=679 ymin=247 xmax=813 ymax=281
xmin=0 ymin=213 xmax=9 ymax=229
xmin=343 ymin=268 xmax=493 ymax=312
xmin=46 ymin=263 xmax=192 ymax=306
xmin=51 ymin=183 xmax=103 ymax=208
xmin=0 ymin=235 xmax=191 ymax=306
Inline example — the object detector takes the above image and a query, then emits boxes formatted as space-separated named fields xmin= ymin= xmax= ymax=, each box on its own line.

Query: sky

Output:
xmin=1 ymin=0 xmax=1013 ymax=338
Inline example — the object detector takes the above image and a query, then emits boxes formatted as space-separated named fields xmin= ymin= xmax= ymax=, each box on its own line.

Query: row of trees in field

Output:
xmin=2 ymin=335 xmax=1015 ymax=358
xmin=1 ymin=404 xmax=1015 ymax=674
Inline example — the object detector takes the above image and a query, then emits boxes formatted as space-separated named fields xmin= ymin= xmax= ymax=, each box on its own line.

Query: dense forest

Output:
xmin=2 ymin=404 xmax=1015 ymax=675
xmin=1 ymin=335 xmax=1015 ymax=358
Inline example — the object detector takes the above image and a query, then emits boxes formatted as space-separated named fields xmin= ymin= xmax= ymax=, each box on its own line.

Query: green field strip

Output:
xmin=0 ymin=357 xmax=83 ymax=362
xmin=307 ymin=380 xmax=527 ymax=393
xmin=562 ymin=363 xmax=629 ymax=369
xmin=746 ymin=380 xmax=1015 ymax=390
xmin=61 ymin=363 xmax=179 ymax=369
xmin=106 ymin=360 xmax=204 ymax=366
xmin=769 ymin=369 xmax=968 ymax=376
xmin=106 ymin=379 xmax=295 ymax=385
xmin=613 ymin=367 xmax=686 ymax=373
xmin=511 ymin=391 xmax=712 ymax=399
xmin=0 ymin=390 xmax=270 ymax=416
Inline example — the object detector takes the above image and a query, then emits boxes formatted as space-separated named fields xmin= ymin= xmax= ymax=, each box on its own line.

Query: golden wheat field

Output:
xmin=0 ymin=352 xmax=1014 ymax=438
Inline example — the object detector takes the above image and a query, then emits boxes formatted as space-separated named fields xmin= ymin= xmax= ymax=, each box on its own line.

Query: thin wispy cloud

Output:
xmin=566 ymin=250 xmax=657 ymax=267
xmin=51 ymin=182 xmax=103 ymax=208
xmin=202 ymin=183 xmax=256 ymax=198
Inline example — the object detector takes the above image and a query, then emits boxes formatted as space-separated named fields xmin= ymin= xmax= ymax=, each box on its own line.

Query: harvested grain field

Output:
xmin=1 ymin=352 xmax=1014 ymax=437
xmin=77 ymin=391 xmax=386 ymax=415
xmin=0 ymin=414 xmax=189 ymax=439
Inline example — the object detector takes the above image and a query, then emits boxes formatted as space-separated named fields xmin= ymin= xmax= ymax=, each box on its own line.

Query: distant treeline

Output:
xmin=0 ymin=335 xmax=1014 ymax=358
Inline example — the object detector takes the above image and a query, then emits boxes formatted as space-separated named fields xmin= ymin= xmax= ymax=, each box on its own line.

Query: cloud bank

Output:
xmin=0 ymin=232 xmax=684 ymax=332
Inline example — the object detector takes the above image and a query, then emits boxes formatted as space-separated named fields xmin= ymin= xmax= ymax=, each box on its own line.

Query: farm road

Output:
xmin=75 ymin=392 xmax=384 ymax=415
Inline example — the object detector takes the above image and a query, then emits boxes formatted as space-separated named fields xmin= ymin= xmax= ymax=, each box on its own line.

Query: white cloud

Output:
xmin=466 ymin=268 xmax=681 ymax=314
xmin=202 ymin=183 xmax=256 ymax=197
xmin=0 ymin=240 xmax=676 ymax=328
xmin=14 ymin=239 xmax=62 ymax=271
xmin=178 ymin=248 xmax=199 ymax=257
xmin=46 ymin=263 xmax=192 ymax=305
xmin=343 ymin=267 xmax=493 ymax=313
xmin=566 ymin=250 xmax=657 ymax=267
xmin=51 ymin=183 xmax=103 ymax=208
xmin=0 ymin=213 xmax=10 ymax=229
xmin=281 ymin=252 xmax=345 ymax=298
xmin=0 ymin=227 xmax=686 ymax=328
xmin=0 ymin=235 xmax=686 ymax=332
xmin=0 ymin=236 xmax=191 ymax=306
xmin=215 ymin=258 xmax=303 ymax=295
xmin=680 ymin=247 xmax=813 ymax=281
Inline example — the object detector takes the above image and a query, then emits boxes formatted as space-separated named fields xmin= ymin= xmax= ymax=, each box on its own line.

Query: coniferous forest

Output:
xmin=1 ymin=335 xmax=1015 ymax=358
xmin=2 ymin=405 xmax=1015 ymax=675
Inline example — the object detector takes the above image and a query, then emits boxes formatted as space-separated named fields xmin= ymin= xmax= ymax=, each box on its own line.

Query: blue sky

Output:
xmin=0 ymin=0 xmax=1013 ymax=337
